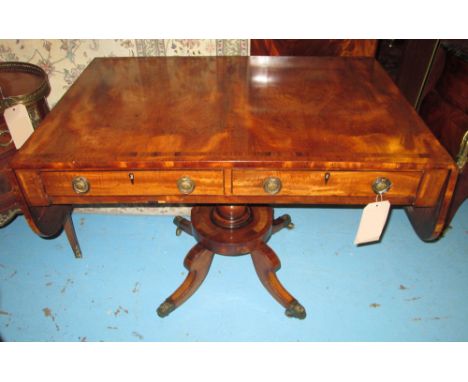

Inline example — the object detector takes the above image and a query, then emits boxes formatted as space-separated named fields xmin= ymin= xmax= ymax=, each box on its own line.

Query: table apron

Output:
xmin=13 ymin=168 xmax=450 ymax=208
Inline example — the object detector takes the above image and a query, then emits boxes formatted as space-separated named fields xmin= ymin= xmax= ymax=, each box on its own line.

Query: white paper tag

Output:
xmin=3 ymin=104 xmax=34 ymax=149
xmin=354 ymin=200 xmax=391 ymax=245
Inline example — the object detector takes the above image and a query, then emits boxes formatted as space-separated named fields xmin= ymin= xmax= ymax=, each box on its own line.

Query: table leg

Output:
xmin=21 ymin=204 xmax=83 ymax=258
xmin=63 ymin=212 xmax=82 ymax=259
xmin=406 ymin=168 xmax=459 ymax=241
xmin=272 ymin=213 xmax=294 ymax=234
xmin=251 ymin=242 xmax=306 ymax=319
xmin=157 ymin=242 xmax=215 ymax=317
xmin=173 ymin=215 xmax=193 ymax=237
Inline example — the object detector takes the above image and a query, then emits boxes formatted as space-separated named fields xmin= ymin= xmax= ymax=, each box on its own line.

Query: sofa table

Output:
xmin=10 ymin=57 xmax=457 ymax=319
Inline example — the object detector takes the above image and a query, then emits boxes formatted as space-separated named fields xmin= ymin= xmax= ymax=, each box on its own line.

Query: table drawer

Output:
xmin=232 ymin=170 xmax=422 ymax=198
xmin=41 ymin=170 xmax=224 ymax=197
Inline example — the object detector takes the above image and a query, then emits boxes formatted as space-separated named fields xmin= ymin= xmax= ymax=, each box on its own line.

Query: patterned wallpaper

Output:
xmin=0 ymin=39 xmax=249 ymax=106
xmin=0 ymin=39 xmax=249 ymax=216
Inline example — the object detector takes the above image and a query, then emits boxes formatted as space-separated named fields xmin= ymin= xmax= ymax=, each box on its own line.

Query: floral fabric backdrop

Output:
xmin=0 ymin=39 xmax=249 ymax=215
xmin=0 ymin=39 xmax=249 ymax=106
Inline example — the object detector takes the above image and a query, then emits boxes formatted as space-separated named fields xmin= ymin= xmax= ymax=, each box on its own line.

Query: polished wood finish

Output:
xmin=158 ymin=206 xmax=305 ymax=318
xmin=63 ymin=210 xmax=82 ymax=258
xmin=0 ymin=137 xmax=21 ymax=226
xmin=12 ymin=57 xmax=456 ymax=241
xmin=157 ymin=242 xmax=215 ymax=317
xmin=10 ymin=56 xmax=459 ymax=317
xmin=251 ymin=39 xmax=377 ymax=57
xmin=232 ymin=169 xmax=422 ymax=201
xmin=393 ymin=40 xmax=440 ymax=107
xmin=12 ymin=57 xmax=451 ymax=171
xmin=419 ymin=43 xmax=468 ymax=225
xmin=14 ymin=170 xmax=49 ymax=206
xmin=41 ymin=170 xmax=224 ymax=197
xmin=191 ymin=205 xmax=272 ymax=255
xmin=210 ymin=205 xmax=251 ymax=229
xmin=251 ymin=242 xmax=305 ymax=319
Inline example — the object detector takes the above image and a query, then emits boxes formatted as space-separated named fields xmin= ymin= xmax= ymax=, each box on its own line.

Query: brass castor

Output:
xmin=157 ymin=300 xmax=176 ymax=317
xmin=285 ymin=300 xmax=306 ymax=319
xmin=281 ymin=214 xmax=294 ymax=229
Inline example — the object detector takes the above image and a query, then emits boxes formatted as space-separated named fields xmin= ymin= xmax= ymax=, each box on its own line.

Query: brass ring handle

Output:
xmin=372 ymin=177 xmax=392 ymax=195
xmin=177 ymin=176 xmax=195 ymax=195
xmin=263 ymin=176 xmax=282 ymax=195
xmin=71 ymin=176 xmax=90 ymax=194
xmin=0 ymin=129 xmax=13 ymax=147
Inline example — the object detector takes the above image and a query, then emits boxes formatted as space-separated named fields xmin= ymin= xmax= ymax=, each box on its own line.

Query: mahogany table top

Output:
xmin=12 ymin=56 xmax=454 ymax=171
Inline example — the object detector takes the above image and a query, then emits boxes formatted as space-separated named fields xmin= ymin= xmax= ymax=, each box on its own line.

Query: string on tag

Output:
xmin=354 ymin=179 xmax=392 ymax=245
xmin=375 ymin=192 xmax=384 ymax=203
xmin=0 ymin=86 xmax=5 ymax=99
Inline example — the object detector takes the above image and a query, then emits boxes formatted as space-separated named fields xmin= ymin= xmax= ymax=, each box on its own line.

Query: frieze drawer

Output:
xmin=41 ymin=170 xmax=224 ymax=197
xmin=232 ymin=170 xmax=422 ymax=199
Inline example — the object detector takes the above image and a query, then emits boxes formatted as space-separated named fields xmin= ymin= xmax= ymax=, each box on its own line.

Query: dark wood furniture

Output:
xmin=10 ymin=57 xmax=457 ymax=318
xmin=0 ymin=62 xmax=81 ymax=257
xmin=376 ymin=39 xmax=440 ymax=108
xmin=251 ymin=39 xmax=467 ymax=227
xmin=251 ymin=39 xmax=377 ymax=57
xmin=251 ymin=39 xmax=443 ymax=109
xmin=419 ymin=42 xmax=467 ymax=225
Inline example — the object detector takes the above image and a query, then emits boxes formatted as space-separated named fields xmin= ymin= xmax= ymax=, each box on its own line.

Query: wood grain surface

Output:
xmin=250 ymin=39 xmax=377 ymax=57
xmin=12 ymin=57 xmax=453 ymax=170
xmin=10 ymin=56 xmax=458 ymax=240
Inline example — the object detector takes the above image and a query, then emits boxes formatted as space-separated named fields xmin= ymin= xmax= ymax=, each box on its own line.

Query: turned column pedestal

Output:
xmin=157 ymin=205 xmax=306 ymax=319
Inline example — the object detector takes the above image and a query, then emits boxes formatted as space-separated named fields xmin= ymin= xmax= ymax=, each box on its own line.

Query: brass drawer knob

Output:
xmin=71 ymin=176 xmax=90 ymax=194
xmin=177 ymin=176 xmax=195 ymax=194
xmin=372 ymin=177 xmax=392 ymax=195
xmin=263 ymin=176 xmax=282 ymax=195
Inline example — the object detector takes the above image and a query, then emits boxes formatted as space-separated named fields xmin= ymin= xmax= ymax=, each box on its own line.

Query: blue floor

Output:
xmin=0 ymin=202 xmax=467 ymax=341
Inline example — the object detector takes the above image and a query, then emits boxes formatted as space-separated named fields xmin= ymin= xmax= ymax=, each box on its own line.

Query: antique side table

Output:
xmin=10 ymin=57 xmax=457 ymax=319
